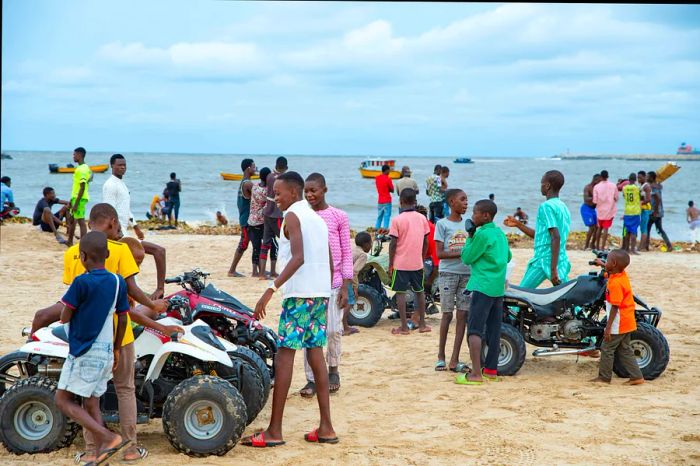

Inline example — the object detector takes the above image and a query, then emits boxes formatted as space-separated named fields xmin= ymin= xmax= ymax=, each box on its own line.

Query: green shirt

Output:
xmin=71 ymin=163 xmax=92 ymax=201
xmin=461 ymin=222 xmax=511 ymax=297
xmin=623 ymin=184 xmax=641 ymax=216
xmin=532 ymin=198 xmax=570 ymax=270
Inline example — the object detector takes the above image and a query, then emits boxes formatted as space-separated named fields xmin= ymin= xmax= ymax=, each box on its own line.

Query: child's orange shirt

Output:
xmin=605 ymin=270 xmax=637 ymax=334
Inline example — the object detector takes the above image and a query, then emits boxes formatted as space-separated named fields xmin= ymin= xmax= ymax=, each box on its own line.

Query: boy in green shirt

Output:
xmin=66 ymin=146 xmax=92 ymax=247
xmin=458 ymin=199 xmax=511 ymax=385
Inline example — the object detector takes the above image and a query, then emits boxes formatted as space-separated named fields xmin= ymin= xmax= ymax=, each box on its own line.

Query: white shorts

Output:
xmin=57 ymin=341 xmax=113 ymax=398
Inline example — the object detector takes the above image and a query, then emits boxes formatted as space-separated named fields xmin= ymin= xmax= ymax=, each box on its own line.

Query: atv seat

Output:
xmin=51 ymin=325 xmax=69 ymax=343
xmin=506 ymin=280 xmax=578 ymax=307
xmin=201 ymin=284 xmax=253 ymax=315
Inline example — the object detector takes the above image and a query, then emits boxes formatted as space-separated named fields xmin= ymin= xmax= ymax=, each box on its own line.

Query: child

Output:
xmin=344 ymin=231 xmax=372 ymax=335
xmin=388 ymin=188 xmax=431 ymax=335
xmin=216 ymin=211 xmax=228 ymax=226
xmin=53 ymin=231 xmax=131 ymax=464
xmin=434 ymin=189 xmax=470 ymax=373
xmin=416 ymin=205 xmax=440 ymax=296
xmin=301 ymin=173 xmax=353 ymax=396
xmin=458 ymin=199 xmax=511 ymax=384
xmin=245 ymin=171 xmax=337 ymax=447
xmin=590 ymin=249 xmax=644 ymax=385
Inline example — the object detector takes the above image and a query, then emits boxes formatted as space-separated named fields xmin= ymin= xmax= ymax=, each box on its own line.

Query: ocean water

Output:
xmin=1 ymin=150 xmax=698 ymax=241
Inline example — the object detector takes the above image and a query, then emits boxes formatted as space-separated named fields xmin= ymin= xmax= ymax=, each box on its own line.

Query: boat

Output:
xmin=49 ymin=163 xmax=108 ymax=174
xmin=677 ymin=142 xmax=700 ymax=155
xmin=220 ymin=172 xmax=261 ymax=181
xmin=453 ymin=157 xmax=473 ymax=164
xmin=359 ymin=159 xmax=401 ymax=179
xmin=1 ymin=152 xmax=12 ymax=160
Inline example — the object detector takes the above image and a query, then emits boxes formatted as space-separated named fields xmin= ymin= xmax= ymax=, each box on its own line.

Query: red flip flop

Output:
xmin=304 ymin=428 xmax=339 ymax=444
xmin=241 ymin=431 xmax=286 ymax=448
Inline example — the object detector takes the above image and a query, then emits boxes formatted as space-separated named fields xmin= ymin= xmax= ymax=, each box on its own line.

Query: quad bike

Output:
xmin=348 ymin=234 xmax=440 ymax=328
xmin=489 ymin=250 xmax=670 ymax=379
xmin=0 ymin=297 xmax=264 ymax=457
xmin=163 ymin=269 xmax=277 ymax=391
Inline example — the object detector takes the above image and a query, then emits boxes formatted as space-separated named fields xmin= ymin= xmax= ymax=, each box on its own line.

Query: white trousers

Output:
xmin=304 ymin=287 xmax=343 ymax=382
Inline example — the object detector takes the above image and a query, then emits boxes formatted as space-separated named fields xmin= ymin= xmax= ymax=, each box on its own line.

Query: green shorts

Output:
xmin=70 ymin=198 xmax=88 ymax=220
xmin=277 ymin=297 xmax=328 ymax=350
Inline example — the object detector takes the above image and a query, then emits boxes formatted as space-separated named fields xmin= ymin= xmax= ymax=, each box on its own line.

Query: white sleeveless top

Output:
xmin=278 ymin=200 xmax=331 ymax=299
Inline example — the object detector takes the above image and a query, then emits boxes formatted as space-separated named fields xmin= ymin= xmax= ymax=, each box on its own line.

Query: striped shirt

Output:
xmin=531 ymin=198 xmax=571 ymax=271
xmin=315 ymin=206 xmax=353 ymax=289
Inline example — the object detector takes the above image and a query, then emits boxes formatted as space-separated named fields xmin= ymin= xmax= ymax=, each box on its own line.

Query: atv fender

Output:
xmin=19 ymin=341 xmax=69 ymax=359
xmin=362 ymin=261 xmax=391 ymax=285
xmin=145 ymin=341 xmax=233 ymax=382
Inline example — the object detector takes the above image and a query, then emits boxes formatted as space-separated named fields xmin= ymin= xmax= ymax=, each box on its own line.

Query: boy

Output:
xmin=54 ymin=231 xmax=131 ymax=464
xmin=344 ymin=232 xmax=372 ymax=336
xmin=590 ymin=249 xmax=644 ymax=385
xmin=245 ymin=171 xmax=337 ymax=447
xmin=32 ymin=186 xmax=69 ymax=244
xmin=637 ymin=171 xmax=652 ymax=251
xmin=505 ymin=170 xmax=570 ymax=288
xmin=621 ymin=173 xmax=641 ymax=254
xmin=374 ymin=165 xmax=394 ymax=231
xmin=513 ymin=207 xmax=528 ymax=225
xmin=66 ymin=147 xmax=91 ymax=247
xmin=228 ymin=158 xmax=257 ymax=277
xmin=426 ymin=165 xmax=444 ymax=223
xmin=434 ymin=189 xmax=470 ymax=373
xmin=301 ymin=173 xmax=353 ymax=396
xmin=388 ymin=188 xmax=431 ymax=335
xmin=458 ymin=200 xmax=512 ymax=385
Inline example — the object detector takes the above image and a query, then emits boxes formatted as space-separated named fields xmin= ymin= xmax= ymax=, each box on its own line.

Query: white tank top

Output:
xmin=278 ymin=200 xmax=331 ymax=299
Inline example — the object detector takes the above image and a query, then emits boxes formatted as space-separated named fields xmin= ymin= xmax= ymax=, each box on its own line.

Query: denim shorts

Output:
xmin=439 ymin=272 xmax=470 ymax=313
xmin=58 ymin=341 xmax=113 ymax=398
xmin=347 ymin=284 xmax=356 ymax=305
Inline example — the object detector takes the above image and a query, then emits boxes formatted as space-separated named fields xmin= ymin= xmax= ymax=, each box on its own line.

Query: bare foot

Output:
xmin=418 ymin=325 xmax=432 ymax=333
xmin=227 ymin=271 xmax=244 ymax=277
xmin=624 ymin=378 xmax=645 ymax=385
xmin=343 ymin=326 xmax=359 ymax=336
xmin=589 ymin=376 xmax=611 ymax=384
xmin=391 ymin=327 xmax=410 ymax=335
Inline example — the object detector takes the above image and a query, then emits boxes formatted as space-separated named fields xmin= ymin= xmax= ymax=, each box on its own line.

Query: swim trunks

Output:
xmin=277 ymin=297 xmax=328 ymax=350
xmin=579 ymin=204 xmax=597 ymax=227
xmin=623 ymin=215 xmax=641 ymax=235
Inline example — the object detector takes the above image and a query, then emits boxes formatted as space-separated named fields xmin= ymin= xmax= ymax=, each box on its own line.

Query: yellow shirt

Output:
xmin=71 ymin=163 xmax=92 ymax=201
xmin=63 ymin=239 xmax=139 ymax=345
xmin=150 ymin=195 xmax=161 ymax=212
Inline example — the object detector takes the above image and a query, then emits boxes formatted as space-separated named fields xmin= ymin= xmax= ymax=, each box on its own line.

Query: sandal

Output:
xmin=344 ymin=327 xmax=359 ymax=336
xmin=241 ymin=431 xmax=285 ymax=448
xmin=329 ymin=372 xmax=340 ymax=393
xmin=449 ymin=362 xmax=470 ymax=373
xmin=86 ymin=439 xmax=130 ymax=466
xmin=454 ymin=373 xmax=484 ymax=386
xmin=300 ymin=381 xmax=316 ymax=398
xmin=304 ymin=428 xmax=339 ymax=444
xmin=434 ymin=360 xmax=447 ymax=372
xmin=120 ymin=446 xmax=148 ymax=464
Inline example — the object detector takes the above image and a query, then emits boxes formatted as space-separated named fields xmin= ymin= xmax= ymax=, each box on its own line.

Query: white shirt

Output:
xmin=102 ymin=175 xmax=133 ymax=234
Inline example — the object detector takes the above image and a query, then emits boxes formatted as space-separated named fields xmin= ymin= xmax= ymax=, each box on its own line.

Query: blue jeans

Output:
xmin=375 ymin=203 xmax=392 ymax=230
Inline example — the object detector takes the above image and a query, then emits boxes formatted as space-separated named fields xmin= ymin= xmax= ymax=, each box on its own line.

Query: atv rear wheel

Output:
xmin=613 ymin=322 xmax=669 ymax=380
xmin=229 ymin=346 xmax=271 ymax=407
xmin=348 ymin=284 xmax=384 ymax=328
xmin=0 ymin=376 xmax=79 ymax=454
xmin=216 ymin=359 xmax=265 ymax=425
xmin=162 ymin=375 xmax=247 ymax=457
xmin=480 ymin=324 xmax=526 ymax=376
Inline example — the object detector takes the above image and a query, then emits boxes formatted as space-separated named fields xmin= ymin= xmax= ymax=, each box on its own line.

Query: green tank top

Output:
xmin=623 ymin=184 xmax=641 ymax=216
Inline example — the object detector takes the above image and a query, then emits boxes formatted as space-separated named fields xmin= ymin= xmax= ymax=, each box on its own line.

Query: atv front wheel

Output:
xmin=162 ymin=375 xmax=247 ymax=457
xmin=229 ymin=346 xmax=271 ymax=407
xmin=0 ymin=376 xmax=79 ymax=454
xmin=216 ymin=359 xmax=265 ymax=425
xmin=613 ymin=322 xmax=669 ymax=380
xmin=348 ymin=284 xmax=384 ymax=328
xmin=481 ymin=324 xmax=526 ymax=376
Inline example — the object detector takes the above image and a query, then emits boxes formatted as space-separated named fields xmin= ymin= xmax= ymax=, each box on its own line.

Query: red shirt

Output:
xmin=375 ymin=174 xmax=394 ymax=204
xmin=426 ymin=221 xmax=439 ymax=266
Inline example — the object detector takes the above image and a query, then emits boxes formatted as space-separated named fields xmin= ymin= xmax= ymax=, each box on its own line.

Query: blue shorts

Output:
xmin=640 ymin=209 xmax=651 ymax=234
xmin=347 ymin=284 xmax=356 ymax=306
xmin=580 ymin=204 xmax=597 ymax=227
xmin=278 ymin=297 xmax=328 ymax=350
xmin=623 ymin=215 xmax=641 ymax=235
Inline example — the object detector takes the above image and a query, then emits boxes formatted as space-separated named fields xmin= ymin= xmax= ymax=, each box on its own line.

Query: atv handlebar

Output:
xmin=164 ymin=269 xmax=210 ymax=293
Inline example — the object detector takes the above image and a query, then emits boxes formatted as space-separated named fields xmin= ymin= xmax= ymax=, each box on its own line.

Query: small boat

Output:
xmin=677 ymin=142 xmax=700 ymax=155
xmin=656 ymin=162 xmax=681 ymax=183
xmin=49 ymin=163 xmax=108 ymax=174
xmin=453 ymin=157 xmax=473 ymax=164
xmin=359 ymin=159 xmax=401 ymax=179
xmin=220 ymin=172 xmax=261 ymax=181
xmin=1 ymin=153 xmax=12 ymax=160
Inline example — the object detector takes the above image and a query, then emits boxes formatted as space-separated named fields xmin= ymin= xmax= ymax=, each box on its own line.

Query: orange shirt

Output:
xmin=605 ymin=271 xmax=637 ymax=334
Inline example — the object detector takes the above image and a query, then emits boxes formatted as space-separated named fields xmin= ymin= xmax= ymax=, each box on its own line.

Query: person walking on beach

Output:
xmin=388 ymin=188 xmax=431 ymax=335
xmin=426 ymin=165 xmax=444 ymax=223
xmin=395 ymin=166 xmax=419 ymax=196
xmin=621 ymin=173 xmax=641 ymax=255
xmin=592 ymin=170 xmax=618 ymax=251
xmin=647 ymin=171 xmax=672 ymax=251
xmin=66 ymin=147 xmax=91 ymax=246
xmin=434 ymin=189 xmax=470 ymax=373
xmin=247 ymin=167 xmax=270 ymax=277
xmin=165 ymin=172 xmax=181 ymax=227
xmin=374 ymin=165 xmax=395 ymax=234
xmin=259 ymin=157 xmax=288 ymax=279
xmin=32 ymin=187 xmax=69 ymax=243
xmin=228 ymin=158 xmax=256 ymax=277
xmin=688 ymin=201 xmax=700 ymax=247
xmin=637 ymin=171 xmax=653 ymax=251
xmin=457 ymin=199 xmax=511 ymax=385
xmin=581 ymin=173 xmax=601 ymax=250
xmin=505 ymin=170 xmax=570 ymax=288
xmin=300 ymin=173 xmax=353 ymax=396
xmin=245 ymin=171 xmax=337 ymax=447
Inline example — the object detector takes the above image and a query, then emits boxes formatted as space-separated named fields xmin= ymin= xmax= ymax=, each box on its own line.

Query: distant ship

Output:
xmin=677 ymin=142 xmax=700 ymax=155
xmin=453 ymin=157 xmax=473 ymax=164
xmin=0 ymin=152 xmax=11 ymax=160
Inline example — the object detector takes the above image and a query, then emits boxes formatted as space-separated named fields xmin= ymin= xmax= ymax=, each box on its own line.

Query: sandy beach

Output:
xmin=1 ymin=224 xmax=699 ymax=466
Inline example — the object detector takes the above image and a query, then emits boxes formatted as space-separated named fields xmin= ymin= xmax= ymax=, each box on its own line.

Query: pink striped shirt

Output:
xmin=315 ymin=205 xmax=353 ymax=289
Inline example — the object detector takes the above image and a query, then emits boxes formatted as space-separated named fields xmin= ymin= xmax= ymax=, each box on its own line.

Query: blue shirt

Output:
xmin=1 ymin=183 xmax=13 ymax=206
xmin=61 ymin=269 xmax=130 ymax=357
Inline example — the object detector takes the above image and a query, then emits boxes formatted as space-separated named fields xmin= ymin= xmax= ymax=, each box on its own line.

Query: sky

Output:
xmin=2 ymin=1 xmax=700 ymax=157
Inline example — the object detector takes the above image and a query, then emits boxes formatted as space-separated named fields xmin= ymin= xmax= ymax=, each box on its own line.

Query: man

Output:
xmin=621 ymin=173 xmax=641 ymax=254
xmin=103 ymin=154 xmax=167 ymax=298
xmin=647 ymin=171 xmax=672 ymax=251
xmin=1 ymin=176 xmax=20 ymax=220
xmin=66 ymin=147 xmax=91 ymax=246
xmin=581 ymin=174 xmax=602 ymax=250
xmin=637 ymin=171 xmax=653 ymax=251
xmin=374 ymin=165 xmax=394 ymax=233
xmin=228 ymin=158 xmax=256 ymax=277
xmin=513 ymin=207 xmax=528 ymax=225
xmin=592 ymin=170 xmax=619 ymax=251
xmin=32 ymin=187 xmax=69 ymax=243
xmin=505 ymin=170 xmax=570 ymax=288
xmin=165 ymin=172 xmax=181 ymax=226
xmin=488 ymin=193 xmax=495 ymax=201
xmin=395 ymin=166 xmax=419 ymax=196
xmin=259 ymin=156 xmax=288 ymax=279
xmin=426 ymin=165 xmax=444 ymax=223
xmin=688 ymin=200 xmax=700 ymax=246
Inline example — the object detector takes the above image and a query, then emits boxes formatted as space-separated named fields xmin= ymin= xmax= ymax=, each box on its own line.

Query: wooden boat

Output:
xmin=453 ymin=157 xmax=473 ymax=164
xmin=656 ymin=162 xmax=681 ymax=183
xmin=49 ymin=163 xmax=108 ymax=174
xmin=359 ymin=159 xmax=401 ymax=179
xmin=220 ymin=172 xmax=260 ymax=181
